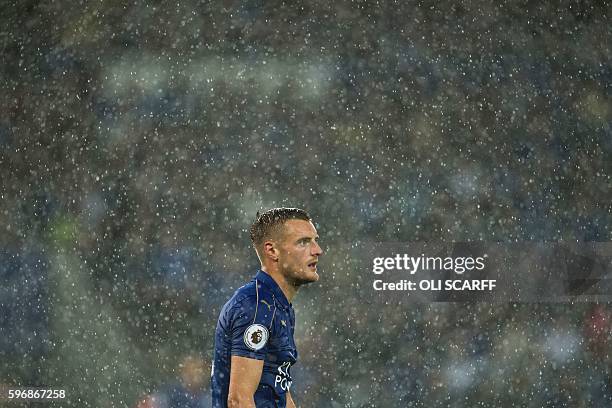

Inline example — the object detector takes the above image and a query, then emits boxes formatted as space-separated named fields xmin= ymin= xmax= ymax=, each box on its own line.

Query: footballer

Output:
xmin=211 ymin=208 xmax=323 ymax=408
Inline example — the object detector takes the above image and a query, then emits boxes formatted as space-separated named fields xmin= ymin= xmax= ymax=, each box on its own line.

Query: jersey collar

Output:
xmin=255 ymin=270 xmax=291 ymax=309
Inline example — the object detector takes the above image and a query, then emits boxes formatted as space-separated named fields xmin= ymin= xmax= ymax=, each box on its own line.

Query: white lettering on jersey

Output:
xmin=274 ymin=361 xmax=293 ymax=391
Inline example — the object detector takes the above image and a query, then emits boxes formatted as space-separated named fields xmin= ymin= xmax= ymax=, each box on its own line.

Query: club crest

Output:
xmin=243 ymin=324 xmax=269 ymax=351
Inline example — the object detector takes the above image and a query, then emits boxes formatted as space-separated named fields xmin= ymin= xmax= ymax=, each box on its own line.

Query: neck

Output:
xmin=261 ymin=266 xmax=297 ymax=302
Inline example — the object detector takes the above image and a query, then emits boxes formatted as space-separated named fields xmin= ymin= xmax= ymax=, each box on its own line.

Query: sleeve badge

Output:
xmin=243 ymin=324 xmax=269 ymax=351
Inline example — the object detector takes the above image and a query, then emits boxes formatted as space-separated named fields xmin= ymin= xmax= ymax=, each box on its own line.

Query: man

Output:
xmin=211 ymin=208 xmax=323 ymax=408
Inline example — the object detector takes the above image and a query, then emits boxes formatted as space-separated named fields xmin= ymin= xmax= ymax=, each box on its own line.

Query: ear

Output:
xmin=262 ymin=240 xmax=279 ymax=261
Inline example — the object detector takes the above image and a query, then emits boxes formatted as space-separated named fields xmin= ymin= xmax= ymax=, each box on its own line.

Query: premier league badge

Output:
xmin=244 ymin=324 xmax=269 ymax=351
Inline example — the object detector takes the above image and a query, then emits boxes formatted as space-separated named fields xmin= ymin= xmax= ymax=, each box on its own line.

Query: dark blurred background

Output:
xmin=1 ymin=0 xmax=611 ymax=407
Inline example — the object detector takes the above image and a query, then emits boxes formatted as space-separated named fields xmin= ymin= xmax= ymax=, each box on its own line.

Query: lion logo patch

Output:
xmin=244 ymin=324 xmax=269 ymax=351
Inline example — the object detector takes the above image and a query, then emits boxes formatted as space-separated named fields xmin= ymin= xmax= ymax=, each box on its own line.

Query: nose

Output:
xmin=312 ymin=241 xmax=323 ymax=256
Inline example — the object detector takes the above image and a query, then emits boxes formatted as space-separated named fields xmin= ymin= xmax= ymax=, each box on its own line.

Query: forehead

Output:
xmin=281 ymin=219 xmax=318 ymax=238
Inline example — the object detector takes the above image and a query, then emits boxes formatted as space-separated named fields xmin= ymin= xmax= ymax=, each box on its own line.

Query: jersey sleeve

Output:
xmin=228 ymin=294 xmax=274 ymax=360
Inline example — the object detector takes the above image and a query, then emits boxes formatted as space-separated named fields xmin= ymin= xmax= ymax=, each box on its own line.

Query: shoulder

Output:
xmin=222 ymin=279 xmax=276 ymax=322
xmin=226 ymin=281 xmax=257 ymax=311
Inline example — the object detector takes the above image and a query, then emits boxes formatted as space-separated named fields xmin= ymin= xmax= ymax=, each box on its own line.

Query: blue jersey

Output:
xmin=211 ymin=270 xmax=297 ymax=408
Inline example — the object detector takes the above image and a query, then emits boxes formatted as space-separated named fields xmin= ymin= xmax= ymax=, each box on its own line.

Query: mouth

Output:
xmin=307 ymin=261 xmax=318 ymax=270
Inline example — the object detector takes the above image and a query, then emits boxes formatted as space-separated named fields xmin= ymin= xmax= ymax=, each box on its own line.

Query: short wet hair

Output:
xmin=250 ymin=208 xmax=311 ymax=246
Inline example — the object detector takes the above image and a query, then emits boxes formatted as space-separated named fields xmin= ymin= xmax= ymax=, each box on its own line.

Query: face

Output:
xmin=276 ymin=219 xmax=323 ymax=286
